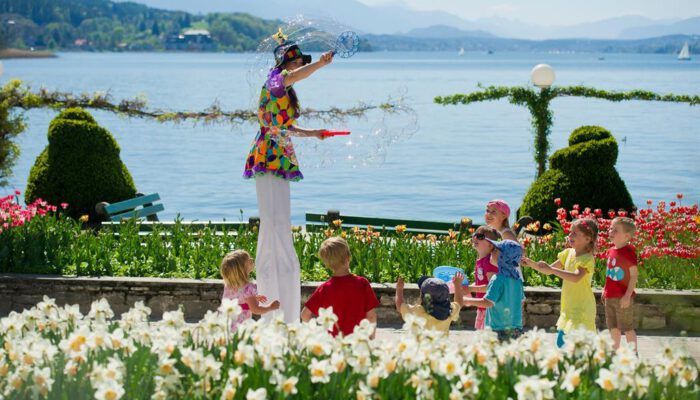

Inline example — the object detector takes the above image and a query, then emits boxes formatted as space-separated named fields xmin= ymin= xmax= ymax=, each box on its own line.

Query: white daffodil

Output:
xmin=94 ymin=380 xmax=125 ymax=400
xmin=439 ymin=353 xmax=464 ymax=379
xmin=514 ymin=375 xmax=555 ymax=400
xmin=31 ymin=366 xmax=53 ymax=396
xmin=279 ymin=375 xmax=298 ymax=395
xmin=459 ymin=371 xmax=480 ymax=396
xmin=316 ymin=307 xmax=339 ymax=332
xmin=309 ymin=358 xmax=333 ymax=384
xmin=246 ymin=387 xmax=267 ymax=400
xmin=560 ymin=366 xmax=581 ymax=393
xmin=596 ymin=368 xmax=618 ymax=392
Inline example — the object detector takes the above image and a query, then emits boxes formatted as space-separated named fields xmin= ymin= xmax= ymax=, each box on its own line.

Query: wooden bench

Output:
xmin=305 ymin=210 xmax=477 ymax=235
xmin=98 ymin=193 xmax=164 ymax=222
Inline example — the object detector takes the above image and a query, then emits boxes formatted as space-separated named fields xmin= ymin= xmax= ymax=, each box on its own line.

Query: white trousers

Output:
xmin=255 ymin=174 xmax=301 ymax=323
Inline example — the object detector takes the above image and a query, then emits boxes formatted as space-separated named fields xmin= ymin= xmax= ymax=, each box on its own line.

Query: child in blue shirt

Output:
xmin=463 ymin=239 xmax=525 ymax=341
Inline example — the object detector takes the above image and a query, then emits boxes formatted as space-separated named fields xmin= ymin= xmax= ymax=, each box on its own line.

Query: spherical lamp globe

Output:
xmin=531 ymin=64 xmax=555 ymax=88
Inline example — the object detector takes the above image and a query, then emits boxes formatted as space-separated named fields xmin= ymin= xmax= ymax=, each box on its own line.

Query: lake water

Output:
xmin=2 ymin=51 xmax=699 ymax=224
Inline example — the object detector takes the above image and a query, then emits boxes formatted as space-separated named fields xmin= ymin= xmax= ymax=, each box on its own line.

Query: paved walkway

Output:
xmin=375 ymin=328 xmax=700 ymax=362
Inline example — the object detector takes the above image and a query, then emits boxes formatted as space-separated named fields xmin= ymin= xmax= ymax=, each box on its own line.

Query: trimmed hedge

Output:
xmin=25 ymin=108 xmax=136 ymax=219
xmin=520 ymin=126 xmax=634 ymax=223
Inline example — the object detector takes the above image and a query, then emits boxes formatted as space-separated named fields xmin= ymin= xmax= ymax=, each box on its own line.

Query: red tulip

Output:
xmin=554 ymin=198 xmax=561 ymax=206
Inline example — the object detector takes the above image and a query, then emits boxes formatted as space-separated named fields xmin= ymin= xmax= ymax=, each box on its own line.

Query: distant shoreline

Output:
xmin=0 ymin=48 xmax=57 ymax=59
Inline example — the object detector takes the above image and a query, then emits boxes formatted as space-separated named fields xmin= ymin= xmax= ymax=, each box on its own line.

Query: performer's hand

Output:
xmin=319 ymin=51 xmax=334 ymax=66
xmin=313 ymin=129 xmax=327 ymax=140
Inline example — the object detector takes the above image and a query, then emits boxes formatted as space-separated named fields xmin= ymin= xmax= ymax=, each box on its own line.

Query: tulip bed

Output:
xmin=1 ymin=192 xmax=698 ymax=289
xmin=0 ymin=297 xmax=698 ymax=399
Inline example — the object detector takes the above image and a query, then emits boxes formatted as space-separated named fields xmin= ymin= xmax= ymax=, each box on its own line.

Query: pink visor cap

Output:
xmin=487 ymin=199 xmax=511 ymax=218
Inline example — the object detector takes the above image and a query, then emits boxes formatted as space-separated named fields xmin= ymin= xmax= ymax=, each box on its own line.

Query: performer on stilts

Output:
xmin=243 ymin=29 xmax=334 ymax=323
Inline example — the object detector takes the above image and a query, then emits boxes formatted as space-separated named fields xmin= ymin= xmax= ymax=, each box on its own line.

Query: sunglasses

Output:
xmin=472 ymin=233 xmax=486 ymax=240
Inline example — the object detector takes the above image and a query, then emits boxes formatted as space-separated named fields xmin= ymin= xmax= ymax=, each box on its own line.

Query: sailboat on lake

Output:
xmin=678 ymin=42 xmax=691 ymax=61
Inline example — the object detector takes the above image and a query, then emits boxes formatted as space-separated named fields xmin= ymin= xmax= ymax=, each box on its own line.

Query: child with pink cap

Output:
xmin=484 ymin=199 xmax=516 ymax=241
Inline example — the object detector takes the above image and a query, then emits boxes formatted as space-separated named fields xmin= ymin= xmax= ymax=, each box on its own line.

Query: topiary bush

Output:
xmin=25 ymin=108 xmax=136 ymax=219
xmin=519 ymin=126 xmax=634 ymax=223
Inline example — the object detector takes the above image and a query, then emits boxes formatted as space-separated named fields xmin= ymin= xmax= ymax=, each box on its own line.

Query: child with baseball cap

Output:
xmin=395 ymin=272 xmax=465 ymax=333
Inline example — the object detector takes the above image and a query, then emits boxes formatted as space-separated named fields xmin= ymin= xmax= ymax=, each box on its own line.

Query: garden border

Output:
xmin=1 ymin=273 xmax=699 ymax=333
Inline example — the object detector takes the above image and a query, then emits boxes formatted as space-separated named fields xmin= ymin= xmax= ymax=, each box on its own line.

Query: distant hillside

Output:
xmin=0 ymin=0 xmax=696 ymax=55
xmin=620 ymin=17 xmax=700 ymax=39
xmin=405 ymin=25 xmax=495 ymax=39
xmin=0 ymin=0 xmax=280 ymax=51
xmin=366 ymin=33 xmax=699 ymax=54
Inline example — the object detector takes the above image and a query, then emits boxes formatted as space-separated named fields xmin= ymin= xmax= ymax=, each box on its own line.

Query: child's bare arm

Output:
xmin=621 ymin=265 xmax=638 ymax=308
xmin=464 ymin=284 xmax=488 ymax=294
xmin=395 ymin=276 xmax=405 ymax=313
xmin=463 ymin=298 xmax=494 ymax=309
xmin=301 ymin=307 xmax=314 ymax=322
xmin=522 ymin=258 xmax=561 ymax=273
xmin=244 ymin=296 xmax=280 ymax=315
xmin=365 ymin=309 xmax=377 ymax=339
xmin=453 ymin=272 xmax=464 ymax=307
xmin=549 ymin=266 xmax=587 ymax=283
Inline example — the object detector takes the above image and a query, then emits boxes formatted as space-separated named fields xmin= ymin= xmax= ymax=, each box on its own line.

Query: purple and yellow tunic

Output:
xmin=243 ymin=68 xmax=303 ymax=181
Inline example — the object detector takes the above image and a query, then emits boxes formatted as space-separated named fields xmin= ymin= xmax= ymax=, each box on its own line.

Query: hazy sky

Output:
xmin=357 ymin=0 xmax=699 ymax=25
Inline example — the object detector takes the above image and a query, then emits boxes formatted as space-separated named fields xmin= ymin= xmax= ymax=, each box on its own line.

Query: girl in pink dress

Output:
xmin=220 ymin=250 xmax=280 ymax=330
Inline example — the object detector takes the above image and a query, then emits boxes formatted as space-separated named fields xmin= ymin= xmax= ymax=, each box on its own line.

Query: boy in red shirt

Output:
xmin=603 ymin=217 xmax=639 ymax=352
xmin=301 ymin=237 xmax=379 ymax=337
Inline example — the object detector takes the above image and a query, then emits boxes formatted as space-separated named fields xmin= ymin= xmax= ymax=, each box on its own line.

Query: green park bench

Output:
xmin=97 ymin=193 xmax=251 ymax=232
xmin=98 ymin=193 xmax=164 ymax=222
xmin=305 ymin=210 xmax=477 ymax=235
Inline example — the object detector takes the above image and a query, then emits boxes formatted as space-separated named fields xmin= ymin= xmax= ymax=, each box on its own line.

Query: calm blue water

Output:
xmin=2 ymin=52 xmax=699 ymax=224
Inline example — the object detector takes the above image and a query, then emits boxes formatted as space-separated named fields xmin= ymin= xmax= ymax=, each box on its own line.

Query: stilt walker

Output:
xmin=243 ymin=29 xmax=334 ymax=322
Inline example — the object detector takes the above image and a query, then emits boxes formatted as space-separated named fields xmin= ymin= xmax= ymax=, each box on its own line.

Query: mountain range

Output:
xmin=118 ymin=0 xmax=700 ymax=40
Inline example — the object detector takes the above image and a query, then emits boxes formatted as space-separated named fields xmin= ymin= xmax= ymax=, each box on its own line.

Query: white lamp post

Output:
xmin=0 ymin=61 xmax=4 ymax=77
xmin=531 ymin=64 xmax=555 ymax=89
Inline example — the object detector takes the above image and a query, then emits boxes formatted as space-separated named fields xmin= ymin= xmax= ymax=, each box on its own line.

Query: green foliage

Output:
xmin=0 ymin=0 xmax=280 ymax=51
xmin=25 ymin=108 xmax=136 ymax=219
xmin=520 ymin=125 xmax=634 ymax=223
xmin=1 ymin=211 xmax=698 ymax=289
xmin=435 ymin=85 xmax=700 ymax=177
xmin=0 ymin=85 xmax=25 ymax=186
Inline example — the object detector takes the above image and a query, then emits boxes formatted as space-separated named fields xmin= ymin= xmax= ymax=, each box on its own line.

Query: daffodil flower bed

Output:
xmin=1 ymin=193 xmax=698 ymax=289
xmin=1 ymin=297 xmax=698 ymax=399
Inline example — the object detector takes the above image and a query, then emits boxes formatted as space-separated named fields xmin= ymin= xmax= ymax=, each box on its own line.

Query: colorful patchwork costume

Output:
xmin=243 ymin=66 xmax=303 ymax=182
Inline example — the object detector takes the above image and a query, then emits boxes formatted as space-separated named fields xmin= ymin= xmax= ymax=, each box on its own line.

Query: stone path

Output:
xmin=375 ymin=328 xmax=700 ymax=362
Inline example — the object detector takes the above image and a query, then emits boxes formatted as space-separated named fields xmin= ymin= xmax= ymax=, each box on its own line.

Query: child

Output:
xmin=523 ymin=218 xmax=598 ymax=347
xmin=603 ymin=217 xmax=639 ymax=352
xmin=485 ymin=199 xmax=517 ymax=241
xmin=466 ymin=226 xmax=500 ymax=330
xmin=395 ymin=272 xmax=464 ymax=333
xmin=463 ymin=239 xmax=525 ymax=341
xmin=301 ymin=237 xmax=379 ymax=337
xmin=220 ymin=250 xmax=280 ymax=330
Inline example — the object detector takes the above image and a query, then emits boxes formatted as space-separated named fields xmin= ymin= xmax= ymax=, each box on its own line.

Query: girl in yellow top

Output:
xmin=523 ymin=218 xmax=598 ymax=347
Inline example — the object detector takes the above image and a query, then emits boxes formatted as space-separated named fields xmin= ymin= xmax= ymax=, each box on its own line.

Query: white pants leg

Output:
xmin=255 ymin=174 xmax=301 ymax=323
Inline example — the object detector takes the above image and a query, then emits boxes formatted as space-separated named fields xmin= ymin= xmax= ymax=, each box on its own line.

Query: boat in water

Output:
xmin=678 ymin=42 xmax=691 ymax=61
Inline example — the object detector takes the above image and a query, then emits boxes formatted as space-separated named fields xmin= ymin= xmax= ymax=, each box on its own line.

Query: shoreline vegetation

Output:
xmin=0 ymin=47 xmax=56 ymax=59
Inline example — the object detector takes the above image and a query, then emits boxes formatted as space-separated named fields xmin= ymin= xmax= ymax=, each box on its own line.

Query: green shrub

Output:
xmin=25 ymin=108 xmax=136 ymax=219
xmin=520 ymin=126 xmax=634 ymax=223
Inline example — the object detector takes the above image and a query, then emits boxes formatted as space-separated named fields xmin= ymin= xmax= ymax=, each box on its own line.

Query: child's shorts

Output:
xmin=495 ymin=328 xmax=523 ymax=342
xmin=475 ymin=308 xmax=486 ymax=330
xmin=604 ymin=297 xmax=635 ymax=332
